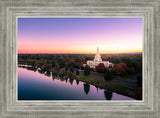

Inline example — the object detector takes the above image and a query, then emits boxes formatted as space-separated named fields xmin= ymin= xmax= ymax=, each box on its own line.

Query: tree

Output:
xmin=47 ymin=59 xmax=50 ymax=64
xmin=84 ymin=65 xmax=90 ymax=76
xmin=65 ymin=66 xmax=68 ymax=71
xmin=135 ymin=75 xmax=142 ymax=100
xmin=59 ymin=61 xmax=66 ymax=68
xmin=76 ymin=70 xmax=80 ymax=75
xmin=70 ymin=67 xmax=74 ymax=73
xmin=74 ymin=62 xmax=83 ymax=69
xmin=113 ymin=62 xmax=129 ymax=76
xmin=137 ymin=75 xmax=142 ymax=87
xmin=44 ymin=64 xmax=51 ymax=71
xmin=104 ymin=69 xmax=113 ymax=81
xmin=27 ymin=59 xmax=36 ymax=67
xmin=69 ymin=59 xmax=76 ymax=67
xmin=54 ymin=66 xmax=60 ymax=73
xmin=95 ymin=63 xmax=106 ymax=73
xmin=52 ymin=59 xmax=56 ymax=68
xmin=59 ymin=69 xmax=66 ymax=77
xmin=68 ymin=71 xmax=74 ymax=78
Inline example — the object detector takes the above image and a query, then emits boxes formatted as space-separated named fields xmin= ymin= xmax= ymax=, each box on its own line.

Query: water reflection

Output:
xmin=104 ymin=90 xmax=113 ymax=100
xmin=38 ymin=69 xmax=45 ymax=74
xmin=19 ymin=65 xmax=37 ymax=72
xmin=83 ymin=84 xmax=90 ymax=95
xmin=76 ymin=80 xmax=79 ymax=85
xmin=69 ymin=78 xmax=74 ymax=85
xmin=52 ymin=73 xmax=57 ymax=80
xmin=65 ymin=77 xmax=68 ymax=83
xmin=95 ymin=86 xmax=99 ymax=92
xmin=59 ymin=77 xmax=65 ymax=82
xmin=45 ymin=71 xmax=51 ymax=77
xmin=18 ymin=67 xmax=135 ymax=100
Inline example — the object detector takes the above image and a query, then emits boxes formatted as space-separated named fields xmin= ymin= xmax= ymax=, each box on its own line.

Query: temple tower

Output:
xmin=94 ymin=47 xmax=102 ymax=62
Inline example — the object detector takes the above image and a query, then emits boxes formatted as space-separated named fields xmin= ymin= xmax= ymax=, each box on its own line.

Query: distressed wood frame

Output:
xmin=0 ymin=0 xmax=159 ymax=118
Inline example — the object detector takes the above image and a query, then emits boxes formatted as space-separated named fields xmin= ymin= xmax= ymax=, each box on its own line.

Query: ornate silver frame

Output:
xmin=0 ymin=0 xmax=159 ymax=118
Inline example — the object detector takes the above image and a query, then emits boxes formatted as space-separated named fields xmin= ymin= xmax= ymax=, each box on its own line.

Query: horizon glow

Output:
xmin=18 ymin=18 xmax=143 ymax=54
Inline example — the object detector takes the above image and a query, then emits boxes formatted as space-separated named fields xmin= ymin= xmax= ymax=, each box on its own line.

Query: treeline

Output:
xmin=18 ymin=53 xmax=142 ymax=76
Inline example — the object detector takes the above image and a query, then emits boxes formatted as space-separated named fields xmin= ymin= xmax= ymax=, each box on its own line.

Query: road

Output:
xmin=73 ymin=68 xmax=137 ymax=88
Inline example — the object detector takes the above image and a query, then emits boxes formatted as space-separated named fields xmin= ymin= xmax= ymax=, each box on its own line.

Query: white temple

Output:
xmin=84 ymin=47 xmax=114 ymax=68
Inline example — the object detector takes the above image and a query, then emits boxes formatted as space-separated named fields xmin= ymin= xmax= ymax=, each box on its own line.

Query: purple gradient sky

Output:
xmin=18 ymin=18 xmax=143 ymax=54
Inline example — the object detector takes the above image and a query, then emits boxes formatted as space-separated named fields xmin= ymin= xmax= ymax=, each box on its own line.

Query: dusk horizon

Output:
xmin=18 ymin=52 xmax=142 ymax=54
xmin=18 ymin=17 xmax=143 ymax=54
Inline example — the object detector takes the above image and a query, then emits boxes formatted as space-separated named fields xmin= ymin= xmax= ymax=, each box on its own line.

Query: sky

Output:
xmin=18 ymin=17 xmax=143 ymax=54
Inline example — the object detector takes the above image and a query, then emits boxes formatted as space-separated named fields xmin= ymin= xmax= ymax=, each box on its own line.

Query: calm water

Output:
xmin=18 ymin=67 xmax=135 ymax=100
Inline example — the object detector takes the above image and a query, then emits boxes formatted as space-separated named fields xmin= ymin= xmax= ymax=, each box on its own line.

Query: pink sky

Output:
xmin=18 ymin=18 xmax=143 ymax=54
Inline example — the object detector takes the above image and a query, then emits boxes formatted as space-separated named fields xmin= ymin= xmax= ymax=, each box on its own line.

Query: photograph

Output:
xmin=18 ymin=17 xmax=142 ymax=100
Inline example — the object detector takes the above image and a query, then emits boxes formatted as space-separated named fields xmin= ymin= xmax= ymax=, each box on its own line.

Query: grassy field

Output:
xmin=76 ymin=74 xmax=136 ymax=99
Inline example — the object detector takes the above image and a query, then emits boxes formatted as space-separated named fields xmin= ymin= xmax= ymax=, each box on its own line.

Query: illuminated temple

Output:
xmin=84 ymin=47 xmax=114 ymax=68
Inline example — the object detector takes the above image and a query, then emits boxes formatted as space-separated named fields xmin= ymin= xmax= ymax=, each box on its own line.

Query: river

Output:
xmin=18 ymin=67 xmax=135 ymax=100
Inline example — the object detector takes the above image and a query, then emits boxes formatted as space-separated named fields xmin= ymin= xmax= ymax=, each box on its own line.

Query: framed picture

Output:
xmin=18 ymin=17 xmax=142 ymax=101
xmin=0 ymin=0 xmax=159 ymax=118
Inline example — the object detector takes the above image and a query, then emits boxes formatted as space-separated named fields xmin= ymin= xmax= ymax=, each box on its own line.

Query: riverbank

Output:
xmin=74 ymin=74 xmax=136 ymax=99
xmin=18 ymin=65 xmax=140 ymax=100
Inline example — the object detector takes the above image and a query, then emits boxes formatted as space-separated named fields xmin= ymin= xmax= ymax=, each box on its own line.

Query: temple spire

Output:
xmin=94 ymin=46 xmax=102 ymax=62
xmin=97 ymin=46 xmax=99 ymax=53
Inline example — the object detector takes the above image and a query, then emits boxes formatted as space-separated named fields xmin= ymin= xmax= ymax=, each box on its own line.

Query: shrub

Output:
xmin=84 ymin=65 xmax=90 ymax=76
xmin=104 ymin=69 xmax=113 ymax=81
xmin=76 ymin=70 xmax=80 ymax=75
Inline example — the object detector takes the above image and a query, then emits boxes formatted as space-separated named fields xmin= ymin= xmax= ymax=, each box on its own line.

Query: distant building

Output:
xmin=83 ymin=47 xmax=114 ymax=68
